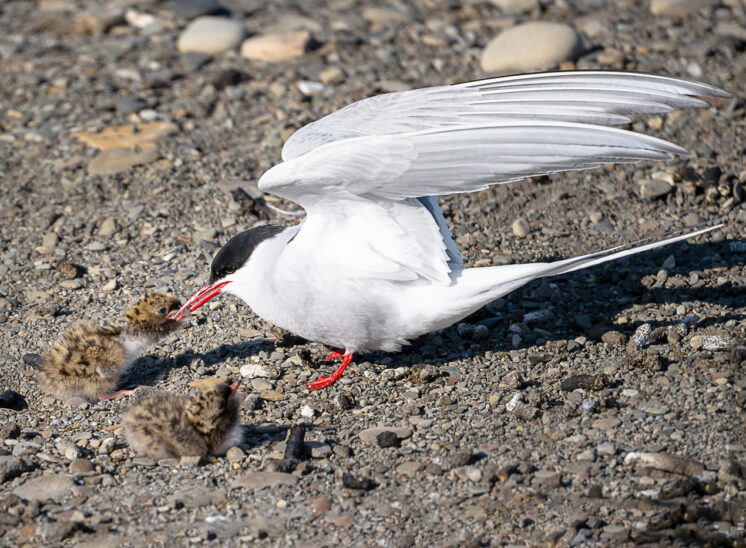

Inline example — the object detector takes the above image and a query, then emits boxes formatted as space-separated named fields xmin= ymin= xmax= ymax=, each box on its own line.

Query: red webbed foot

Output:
xmin=307 ymin=352 xmax=353 ymax=390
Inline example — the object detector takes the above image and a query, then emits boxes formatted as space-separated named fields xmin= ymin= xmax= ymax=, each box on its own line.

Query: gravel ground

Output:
xmin=1 ymin=0 xmax=745 ymax=546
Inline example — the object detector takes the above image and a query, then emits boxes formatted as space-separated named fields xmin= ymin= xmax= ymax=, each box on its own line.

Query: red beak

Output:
xmin=172 ymin=280 xmax=232 ymax=320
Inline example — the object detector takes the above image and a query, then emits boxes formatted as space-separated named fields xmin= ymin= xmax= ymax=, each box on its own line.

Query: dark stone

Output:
xmin=560 ymin=374 xmax=610 ymax=392
xmin=115 ymin=95 xmax=148 ymax=115
xmin=209 ymin=68 xmax=249 ymax=90
xmin=284 ymin=424 xmax=307 ymax=460
xmin=169 ymin=0 xmax=229 ymax=18
xmin=0 ymin=421 xmax=20 ymax=440
xmin=333 ymin=393 xmax=354 ymax=411
xmin=376 ymin=431 xmax=399 ymax=448
xmin=22 ymin=353 xmax=43 ymax=368
xmin=341 ymin=473 xmax=375 ymax=490
xmin=0 ymin=390 xmax=26 ymax=411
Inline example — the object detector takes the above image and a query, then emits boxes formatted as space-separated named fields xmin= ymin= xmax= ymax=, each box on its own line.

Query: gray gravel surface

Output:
xmin=1 ymin=0 xmax=745 ymax=546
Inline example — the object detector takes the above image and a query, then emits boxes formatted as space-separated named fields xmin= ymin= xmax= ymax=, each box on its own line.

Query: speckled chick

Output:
xmin=39 ymin=293 xmax=182 ymax=401
xmin=123 ymin=380 xmax=243 ymax=459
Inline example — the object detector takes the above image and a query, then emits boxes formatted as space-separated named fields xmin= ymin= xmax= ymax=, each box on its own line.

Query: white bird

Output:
xmin=176 ymin=71 xmax=729 ymax=390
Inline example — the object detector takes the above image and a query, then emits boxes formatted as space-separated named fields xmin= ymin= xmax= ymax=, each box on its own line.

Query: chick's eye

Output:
xmin=158 ymin=306 xmax=167 ymax=314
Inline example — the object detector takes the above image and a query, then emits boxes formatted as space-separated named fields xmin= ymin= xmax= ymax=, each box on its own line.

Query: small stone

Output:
xmin=13 ymin=474 xmax=73 ymax=502
xmin=259 ymin=390 xmax=285 ymax=402
xmin=179 ymin=455 xmax=203 ymax=466
xmin=512 ymin=218 xmax=530 ymax=238
xmin=250 ymin=378 xmax=272 ymax=392
xmin=639 ymin=178 xmax=673 ymax=199
xmin=69 ymin=458 xmax=95 ymax=475
xmin=307 ymin=442 xmax=332 ymax=459
xmin=0 ymin=390 xmax=26 ymax=411
xmin=488 ymin=0 xmax=539 ymax=14
xmin=602 ymin=330 xmax=626 ymax=345
xmin=0 ymin=421 xmax=21 ymax=440
xmin=58 ymin=263 xmax=78 ymax=280
xmin=240 ymin=31 xmax=312 ymax=63
xmin=592 ymin=417 xmax=621 ymax=430
xmin=481 ymin=22 xmax=583 ymax=73
xmin=169 ymin=0 xmax=227 ymax=19
xmin=232 ymin=471 xmax=299 ymax=489
xmin=560 ymin=374 xmax=609 ymax=392
xmin=362 ymin=7 xmax=411 ymax=24
xmin=300 ymin=404 xmax=315 ymax=418
xmin=597 ymin=443 xmax=616 ymax=456
xmin=376 ymin=431 xmax=399 ymax=448
xmin=650 ymin=0 xmax=718 ymax=16
xmin=102 ymin=279 xmax=118 ymax=291
xmin=42 ymin=232 xmax=58 ymax=248
xmin=342 ymin=473 xmax=375 ymax=490
xmin=56 ymin=439 xmax=83 ymax=460
xmin=177 ymin=16 xmax=248 ymax=55
xmin=240 ymin=363 xmax=279 ymax=379
xmin=359 ymin=427 xmax=412 ymax=444
xmin=319 ymin=67 xmax=343 ymax=85
xmin=311 ymin=496 xmax=332 ymax=514
xmin=89 ymin=148 xmax=158 ymax=176
xmin=533 ymin=470 xmax=561 ymax=487
xmin=22 ymin=353 xmax=43 ymax=368
xmin=226 ymin=447 xmax=245 ymax=461
xmin=396 ymin=461 xmax=424 ymax=476
xmin=115 ymin=96 xmax=147 ymax=115
xmin=577 ymin=448 xmax=596 ymax=462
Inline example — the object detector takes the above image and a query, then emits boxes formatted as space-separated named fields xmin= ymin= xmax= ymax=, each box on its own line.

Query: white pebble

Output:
xmin=300 ymin=405 xmax=315 ymax=418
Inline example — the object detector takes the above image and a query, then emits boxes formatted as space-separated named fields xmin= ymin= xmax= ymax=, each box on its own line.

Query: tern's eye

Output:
xmin=157 ymin=306 xmax=167 ymax=315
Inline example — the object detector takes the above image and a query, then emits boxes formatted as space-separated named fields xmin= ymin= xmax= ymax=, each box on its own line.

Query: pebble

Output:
xmin=396 ymin=461 xmax=424 ymax=476
xmin=639 ymin=179 xmax=673 ymax=199
xmin=115 ymin=95 xmax=147 ymax=115
xmin=358 ymin=427 xmax=412 ymax=444
xmin=481 ymin=22 xmax=583 ymax=73
xmin=488 ymin=0 xmax=539 ymax=14
xmin=69 ymin=458 xmax=95 ymax=475
xmin=226 ymin=446 xmax=245 ymax=461
xmin=250 ymin=378 xmax=273 ymax=392
xmin=650 ymin=0 xmax=718 ymax=16
xmin=177 ymin=17 xmax=247 ymax=55
xmin=240 ymin=31 xmax=312 ymax=63
xmin=602 ymin=330 xmax=626 ymax=345
xmin=341 ymin=473 xmax=375 ymax=490
xmin=624 ymin=451 xmax=704 ymax=477
xmin=376 ymin=431 xmax=399 ymax=448
xmin=169 ymin=0 xmax=227 ymax=19
xmin=511 ymin=218 xmax=530 ymax=238
xmin=299 ymin=404 xmax=315 ymax=418
xmin=0 ymin=390 xmax=26 ymax=411
xmin=307 ymin=442 xmax=331 ymax=459
xmin=232 ymin=471 xmax=299 ymax=489
xmin=13 ymin=474 xmax=73 ymax=502
xmin=89 ymin=148 xmax=159 ymax=176
xmin=690 ymin=334 xmax=733 ymax=351
xmin=533 ymin=470 xmax=560 ymax=487
xmin=239 ymin=363 xmax=281 ymax=379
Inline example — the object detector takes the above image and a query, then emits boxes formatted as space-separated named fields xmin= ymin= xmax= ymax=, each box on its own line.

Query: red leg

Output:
xmin=98 ymin=389 xmax=135 ymax=401
xmin=324 ymin=350 xmax=346 ymax=360
xmin=307 ymin=353 xmax=354 ymax=390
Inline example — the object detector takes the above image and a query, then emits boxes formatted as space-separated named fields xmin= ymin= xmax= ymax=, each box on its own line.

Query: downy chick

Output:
xmin=123 ymin=380 xmax=243 ymax=459
xmin=39 ymin=293 xmax=183 ymax=401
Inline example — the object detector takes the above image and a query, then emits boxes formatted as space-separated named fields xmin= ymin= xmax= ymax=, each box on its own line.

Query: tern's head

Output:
xmin=125 ymin=292 xmax=183 ymax=336
xmin=175 ymin=225 xmax=285 ymax=318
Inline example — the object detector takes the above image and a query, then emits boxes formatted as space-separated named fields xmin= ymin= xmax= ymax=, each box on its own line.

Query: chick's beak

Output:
xmin=172 ymin=280 xmax=232 ymax=320
xmin=229 ymin=380 xmax=241 ymax=401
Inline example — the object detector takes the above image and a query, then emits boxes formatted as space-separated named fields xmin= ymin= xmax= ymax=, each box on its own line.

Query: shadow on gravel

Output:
xmin=124 ymin=339 xmax=278 ymax=388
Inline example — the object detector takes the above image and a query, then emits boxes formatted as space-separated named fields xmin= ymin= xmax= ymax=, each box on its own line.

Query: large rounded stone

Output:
xmin=481 ymin=22 xmax=584 ymax=74
xmin=649 ymin=0 xmax=718 ymax=16
xmin=177 ymin=16 xmax=247 ymax=55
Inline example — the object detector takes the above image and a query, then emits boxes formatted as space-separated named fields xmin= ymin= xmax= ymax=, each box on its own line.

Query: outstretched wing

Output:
xmin=281 ymin=71 xmax=729 ymax=161
xmin=261 ymin=121 xmax=687 ymax=205
xmin=261 ymin=121 xmax=688 ymax=283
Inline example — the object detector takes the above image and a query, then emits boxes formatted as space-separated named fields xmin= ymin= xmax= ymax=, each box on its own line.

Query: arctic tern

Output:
xmin=175 ymin=71 xmax=729 ymax=390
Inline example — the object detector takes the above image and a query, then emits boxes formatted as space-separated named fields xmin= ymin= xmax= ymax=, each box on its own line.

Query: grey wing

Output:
xmin=280 ymin=71 xmax=729 ymax=161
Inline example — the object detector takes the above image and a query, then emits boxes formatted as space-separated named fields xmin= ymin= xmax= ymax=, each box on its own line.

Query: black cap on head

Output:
xmin=209 ymin=225 xmax=285 ymax=284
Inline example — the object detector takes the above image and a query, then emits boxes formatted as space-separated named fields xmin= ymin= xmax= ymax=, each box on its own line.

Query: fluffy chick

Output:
xmin=123 ymin=380 xmax=243 ymax=459
xmin=39 ymin=293 xmax=182 ymax=401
